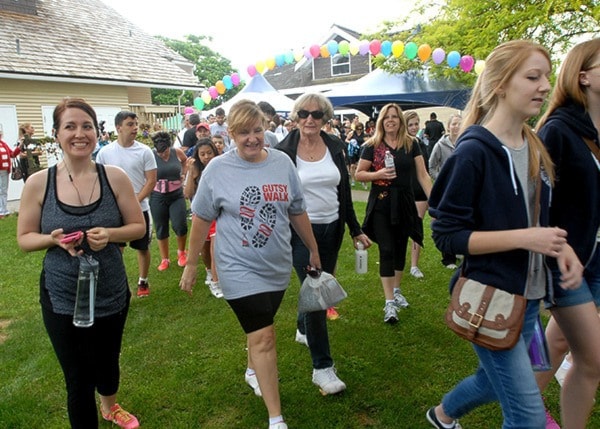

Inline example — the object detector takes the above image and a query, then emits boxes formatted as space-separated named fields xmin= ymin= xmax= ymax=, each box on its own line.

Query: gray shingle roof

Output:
xmin=0 ymin=0 xmax=202 ymax=90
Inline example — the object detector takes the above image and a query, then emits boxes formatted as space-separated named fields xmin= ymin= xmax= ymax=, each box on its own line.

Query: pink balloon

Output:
xmin=208 ymin=86 xmax=218 ymax=99
xmin=309 ymin=44 xmax=321 ymax=59
xmin=432 ymin=48 xmax=445 ymax=65
xmin=369 ymin=39 xmax=381 ymax=56
xmin=247 ymin=64 xmax=257 ymax=77
xmin=184 ymin=107 xmax=194 ymax=115
xmin=231 ymin=72 xmax=240 ymax=86
xmin=359 ymin=40 xmax=370 ymax=56
xmin=460 ymin=55 xmax=475 ymax=72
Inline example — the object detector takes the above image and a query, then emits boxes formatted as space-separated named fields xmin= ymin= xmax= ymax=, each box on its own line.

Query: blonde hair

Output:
xmin=291 ymin=93 xmax=334 ymax=123
xmin=537 ymin=38 xmax=600 ymax=129
xmin=227 ymin=100 xmax=265 ymax=137
xmin=366 ymin=103 xmax=413 ymax=152
xmin=462 ymin=40 xmax=554 ymax=183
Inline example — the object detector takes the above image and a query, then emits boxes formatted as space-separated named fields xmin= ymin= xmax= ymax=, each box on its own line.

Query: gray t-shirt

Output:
xmin=192 ymin=147 xmax=306 ymax=299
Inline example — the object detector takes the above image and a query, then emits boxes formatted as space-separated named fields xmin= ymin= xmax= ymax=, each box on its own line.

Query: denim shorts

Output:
xmin=547 ymin=244 xmax=600 ymax=308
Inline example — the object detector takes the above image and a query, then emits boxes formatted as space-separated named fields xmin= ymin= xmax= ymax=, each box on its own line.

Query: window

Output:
xmin=331 ymin=54 xmax=350 ymax=76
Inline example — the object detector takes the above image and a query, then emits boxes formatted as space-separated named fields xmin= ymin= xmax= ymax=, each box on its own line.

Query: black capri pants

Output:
xmin=372 ymin=202 xmax=410 ymax=277
xmin=41 ymin=292 xmax=129 ymax=429
xmin=149 ymin=189 xmax=188 ymax=240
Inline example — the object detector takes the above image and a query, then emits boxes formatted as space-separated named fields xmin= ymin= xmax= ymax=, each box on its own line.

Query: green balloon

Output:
xmin=405 ymin=42 xmax=418 ymax=60
xmin=338 ymin=40 xmax=350 ymax=55
xmin=194 ymin=97 xmax=204 ymax=110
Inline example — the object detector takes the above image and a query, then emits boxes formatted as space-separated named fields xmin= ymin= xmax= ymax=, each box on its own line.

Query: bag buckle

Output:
xmin=468 ymin=312 xmax=484 ymax=329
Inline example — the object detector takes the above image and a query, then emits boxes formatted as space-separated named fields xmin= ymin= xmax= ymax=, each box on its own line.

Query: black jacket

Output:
xmin=275 ymin=129 xmax=364 ymax=251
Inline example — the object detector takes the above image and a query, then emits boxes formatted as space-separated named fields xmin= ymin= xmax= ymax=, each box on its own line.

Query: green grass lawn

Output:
xmin=0 ymin=201 xmax=590 ymax=428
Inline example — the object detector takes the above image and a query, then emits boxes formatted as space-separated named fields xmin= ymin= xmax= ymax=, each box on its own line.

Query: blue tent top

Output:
xmin=241 ymin=73 xmax=278 ymax=94
xmin=325 ymin=68 xmax=471 ymax=115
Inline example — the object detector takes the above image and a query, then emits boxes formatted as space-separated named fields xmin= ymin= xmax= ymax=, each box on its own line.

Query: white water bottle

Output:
xmin=384 ymin=150 xmax=396 ymax=178
xmin=73 ymin=255 xmax=99 ymax=328
xmin=355 ymin=242 xmax=368 ymax=274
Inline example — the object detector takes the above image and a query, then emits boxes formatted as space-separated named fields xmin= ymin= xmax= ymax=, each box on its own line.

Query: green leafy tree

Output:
xmin=152 ymin=35 xmax=242 ymax=108
xmin=370 ymin=0 xmax=599 ymax=85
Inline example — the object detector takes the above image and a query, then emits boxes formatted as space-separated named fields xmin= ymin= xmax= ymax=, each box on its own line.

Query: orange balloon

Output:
xmin=417 ymin=44 xmax=432 ymax=62
xmin=266 ymin=57 xmax=276 ymax=70
xmin=320 ymin=45 xmax=330 ymax=58
xmin=215 ymin=81 xmax=226 ymax=95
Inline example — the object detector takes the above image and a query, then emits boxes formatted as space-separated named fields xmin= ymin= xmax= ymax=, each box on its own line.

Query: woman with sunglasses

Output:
xmin=534 ymin=38 xmax=600 ymax=429
xmin=275 ymin=92 xmax=371 ymax=395
xmin=355 ymin=103 xmax=432 ymax=324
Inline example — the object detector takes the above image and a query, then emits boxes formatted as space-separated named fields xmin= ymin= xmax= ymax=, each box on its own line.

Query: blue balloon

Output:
xmin=447 ymin=51 xmax=461 ymax=68
xmin=275 ymin=54 xmax=285 ymax=67
xmin=223 ymin=75 xmax=233 ymax=90
xmin=380 ymin=40 xmax=392 ymax=57
xmin=327 ymin=40 xmax=339 ymax=56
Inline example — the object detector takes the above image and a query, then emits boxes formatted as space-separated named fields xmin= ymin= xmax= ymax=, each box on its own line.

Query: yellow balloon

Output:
xmin=349 ymin=41 xmax=360 ymax=56
xmin=392 ymin=40 xmax=404 ymax=57
xmin=417 ymin=44 xmax=432 ymax=62
xmin=293 ymin=49 xmax=304 ymax=62
xmin=266 ymin=57 xmax=276 ymax=70
xmin=216 ymin=81 xmax=226 ymax=95
xmin=320 ymin=45 xmax=330 ymax=58
xmin=201 ymin=90 xmax=211 ymax=104
xmin=474 ymin=59 xmax=486 ymax=75
xmin=255 ymin=60 xmax=266 ymax=74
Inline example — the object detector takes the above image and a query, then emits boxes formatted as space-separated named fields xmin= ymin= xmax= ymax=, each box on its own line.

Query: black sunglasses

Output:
xmin=304 ymin=266 xmax=322 ymax=278
xmin=297 ymin=110 xmax=325 ymax=120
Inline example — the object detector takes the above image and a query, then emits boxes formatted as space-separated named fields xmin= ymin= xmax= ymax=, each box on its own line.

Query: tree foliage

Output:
xmin=371 ymin=0 xmax=600 ymax=85
xmin=151 ymin=35 xmax=242 ymax=107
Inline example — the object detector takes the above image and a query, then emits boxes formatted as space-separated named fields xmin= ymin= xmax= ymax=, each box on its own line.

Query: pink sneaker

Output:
xmin=545 ymin=408 xmax=560 ymax=429
xmin=157 ymin=259 xmax=170 ymax=271
xmin=102 ymin=403 xmax=139 ymax=429
xmin=177 ymin=250 xmax=187 ymax=267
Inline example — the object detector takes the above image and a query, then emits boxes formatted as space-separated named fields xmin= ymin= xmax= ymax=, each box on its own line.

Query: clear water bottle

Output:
xmin=73 ymin=255 xmax=99 ymax=328
xmin=384 ymin=150 xmax=396 ymax=178
xmin=528 ymin=314 xmax=551 ymax=371
xmin=355 ymin=241 xmax=368 ymax=274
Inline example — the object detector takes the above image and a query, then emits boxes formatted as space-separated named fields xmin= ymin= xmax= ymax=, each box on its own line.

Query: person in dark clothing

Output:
xmin=424 ymin=112 xmax=445 ymax=156
xmin=181 ymin=113 xmax=201 ymax=151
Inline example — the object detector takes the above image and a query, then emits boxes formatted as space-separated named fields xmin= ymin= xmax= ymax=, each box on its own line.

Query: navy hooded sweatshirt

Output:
xmin=537 ymin=102 xmax=600 ymax=268
xmin=429 ymin=125 xmax=551 ymax=296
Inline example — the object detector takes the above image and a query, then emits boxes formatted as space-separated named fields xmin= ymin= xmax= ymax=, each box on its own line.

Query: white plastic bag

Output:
xmin=298 ymin=271 xmax=347 ymax=313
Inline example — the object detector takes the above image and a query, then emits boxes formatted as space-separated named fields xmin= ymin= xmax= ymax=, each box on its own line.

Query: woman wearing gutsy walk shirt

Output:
xmin=426 ymin=40 xmax=582 ymax=429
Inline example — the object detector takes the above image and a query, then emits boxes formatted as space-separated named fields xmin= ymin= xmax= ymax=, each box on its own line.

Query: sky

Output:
xmin=100 ymin=0 xmax=412 ymax=80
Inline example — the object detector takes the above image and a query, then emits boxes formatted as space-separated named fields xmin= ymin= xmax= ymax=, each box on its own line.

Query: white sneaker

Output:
xmin=269 ymin=423 xmax=288 ymax=429
xmin=205 ymin=270 xmax=213 ymax=285
xmin=245 ymin=371 xmax=262 ymax=396
xmin=410 ymin=266 xmax=424 ymax=279
xmin=445 ymin=263 xmax=458 ymax=270
xmin=209 ymin=281 xmax=223 ymax=298
xmin=383 ymin=302 xmax=399 ymax=323
xmin=312 ymin=366 xmax=346 ymax=395
xmin=555 ymin=354 xmax=572 ymax=387
xmin=295 ymin=329 xmax=308 ymax=347
xmin=393 ymin=290 xmax=410 ymax=308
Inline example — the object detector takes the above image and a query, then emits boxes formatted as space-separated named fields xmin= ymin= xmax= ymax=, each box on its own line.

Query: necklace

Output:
xmin=63 ymin=162 xmax=99 ymax=206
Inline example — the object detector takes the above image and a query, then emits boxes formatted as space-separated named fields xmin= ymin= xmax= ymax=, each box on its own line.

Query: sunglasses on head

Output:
xmin=297 ymin=110 xmax=325 ymax=120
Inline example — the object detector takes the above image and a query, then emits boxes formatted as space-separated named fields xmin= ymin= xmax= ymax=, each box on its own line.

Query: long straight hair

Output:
xmin=462 ymin=40 xmax=555 ymax=184
xmin=536 ymin=38 xmax=600 ymax=130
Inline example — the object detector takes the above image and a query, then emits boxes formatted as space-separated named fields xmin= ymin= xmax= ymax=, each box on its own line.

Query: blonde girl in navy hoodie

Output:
xmin=534 ymin=38 xmax=600 ymax=429
xmin=426 ymin=40 xmax=582 ymax=429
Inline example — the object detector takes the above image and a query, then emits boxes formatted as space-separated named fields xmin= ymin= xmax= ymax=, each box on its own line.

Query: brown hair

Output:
xmin=537 ymin=38 xmax=600 ymax=129
xmin=461 ymin=40 xmax=554 ymax=183
xmin=53 ymin=97 xmax=99 ymax=138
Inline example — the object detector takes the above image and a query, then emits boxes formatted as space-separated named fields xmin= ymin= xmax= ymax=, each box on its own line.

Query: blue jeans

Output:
xmin=441 ymin=299 xmax=545 ymax=429
xmin=291 ymin=220 xmax=340 ymax=369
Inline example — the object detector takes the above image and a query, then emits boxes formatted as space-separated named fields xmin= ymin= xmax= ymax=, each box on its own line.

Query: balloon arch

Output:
xmin=191 ymin=39 xmax=485 ymax=112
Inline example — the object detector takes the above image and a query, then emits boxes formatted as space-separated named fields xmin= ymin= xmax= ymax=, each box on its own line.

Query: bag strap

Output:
xmin=583 ymin=137 xmax=600 ymax=162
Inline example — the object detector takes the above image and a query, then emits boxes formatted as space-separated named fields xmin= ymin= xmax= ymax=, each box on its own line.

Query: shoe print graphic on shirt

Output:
xmin=252 ymin=203 xmax=276 ymax=248
xmin=239 ymin=185 xmax=261 ymax=231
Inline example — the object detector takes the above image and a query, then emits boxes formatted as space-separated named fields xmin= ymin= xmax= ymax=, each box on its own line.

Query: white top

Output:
xmin=95 ymin=140 xmax=157 ymax=211
xmin=296 ymin=149 xmax=340 ymax=224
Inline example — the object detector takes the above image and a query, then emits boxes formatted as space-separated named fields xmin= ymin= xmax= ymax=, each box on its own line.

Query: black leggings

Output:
xmin=372 ymin=206 xmax=410 ymax=277
xmin=42 ymin=301 xmax=129 ymax=429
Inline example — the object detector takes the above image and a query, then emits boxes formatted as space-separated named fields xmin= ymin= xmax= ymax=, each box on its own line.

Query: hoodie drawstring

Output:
xmin=501 ymin=146 xmax=518 ymax=195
